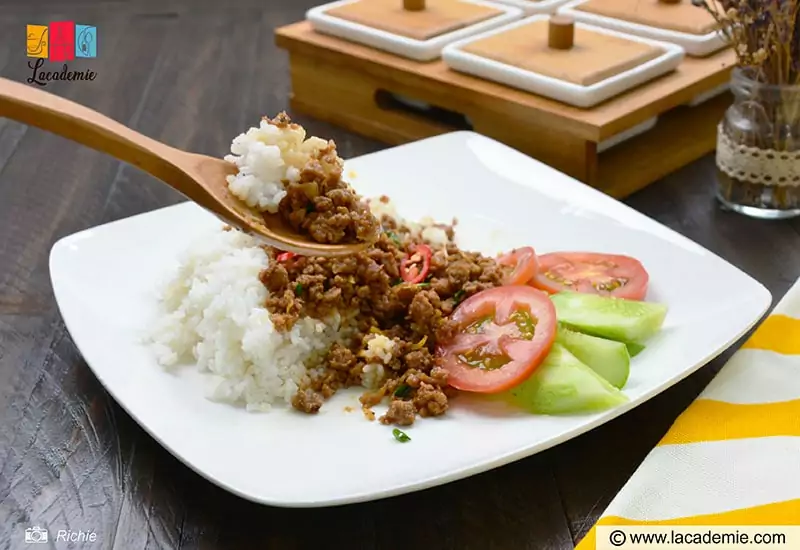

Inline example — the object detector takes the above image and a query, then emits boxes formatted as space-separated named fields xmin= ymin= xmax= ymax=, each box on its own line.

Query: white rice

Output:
xmin=148 ymin=229 xmax=353 ymax=411
xmin=362 ymin=334 xmax=396 ymax=364
xmin=149 ymin=120 xmax=453 ymax=412
xmin=359 ymin=334 xmax=396 ymax=390
xmin=361 ymin=363 xmax=386 ymax=390
xmin=368 ymin=197 xmax=451 ymax=247
xmin=223 ymin=117 xmax=336 ymax=213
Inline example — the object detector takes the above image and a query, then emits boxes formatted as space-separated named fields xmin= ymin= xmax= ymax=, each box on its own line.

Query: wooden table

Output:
xmin=0 ymin=1 xmax=798 ymax=548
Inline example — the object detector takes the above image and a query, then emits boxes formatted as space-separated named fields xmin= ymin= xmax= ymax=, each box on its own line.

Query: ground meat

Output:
xmin=445 ymin=260 xmax=473 ymax=286
xmin=291 ymin=389 xmax=324 ymax=414
xmin=267 ymin=112 xmax=294 ymax=129
xmin=259 ymin=263 xmax=289 ymax=292
xmin=413 ymin=382 xmax=448 ymax=418
xmin=380 ymin=399 xmax=416 ymax=426
xmin=404 ymin=348 xmax=433 ymax=371
xmin=267 ymin=203 xmax=514 ymax=421
xmin=274 ymin=121 xmax=381 ymax=245
xmin=326 ymin=343 xmax=357 ymax=372
xmin=409 ymin=290 xmax=443 ymax=337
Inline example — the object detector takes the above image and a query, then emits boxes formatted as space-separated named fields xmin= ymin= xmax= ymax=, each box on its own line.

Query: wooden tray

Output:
xmin=275 ymin=20 xmax=735 ymax=198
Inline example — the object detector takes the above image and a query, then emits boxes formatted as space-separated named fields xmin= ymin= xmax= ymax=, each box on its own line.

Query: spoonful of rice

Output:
xmin=0 ymin=77 xmax=379 ymax=257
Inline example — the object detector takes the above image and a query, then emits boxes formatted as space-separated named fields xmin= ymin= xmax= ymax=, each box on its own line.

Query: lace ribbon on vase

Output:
xmin=716 ymin=124 xmax=800 ymax=187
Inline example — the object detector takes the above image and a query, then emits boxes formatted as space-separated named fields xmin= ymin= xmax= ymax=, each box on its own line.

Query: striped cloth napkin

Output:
xmin=576 ymin=277 xmax=800 ymax=548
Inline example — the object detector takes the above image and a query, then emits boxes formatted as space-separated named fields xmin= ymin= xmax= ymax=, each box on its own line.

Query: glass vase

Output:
xmin=716 ymin=67 xmax=800 ymax=219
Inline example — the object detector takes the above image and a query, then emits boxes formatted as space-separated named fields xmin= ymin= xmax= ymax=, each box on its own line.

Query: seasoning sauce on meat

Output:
xmin=260 ymin=211 xmax=512 ymax=426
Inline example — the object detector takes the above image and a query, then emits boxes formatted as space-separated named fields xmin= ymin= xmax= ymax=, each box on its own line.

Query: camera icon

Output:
xmin=24 ymin=526 xmax=48 ymax=544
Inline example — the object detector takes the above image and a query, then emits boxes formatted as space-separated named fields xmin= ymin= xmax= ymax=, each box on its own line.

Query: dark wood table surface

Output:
xmin=1 ymin=1 xmax=799 ymax=549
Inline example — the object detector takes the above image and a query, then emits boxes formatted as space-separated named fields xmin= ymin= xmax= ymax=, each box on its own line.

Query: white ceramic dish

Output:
xmin=687 ymin=81 xmax=730 ymax=107
xmin=558 ymin=0 xmax=728 ymax=57
xmin=597 ymin=116 xmax=657 ymax=153
xmin=50 ymin=131 xmax=771 ymax=508
xmin=387 ymin=92 xmax=658 ymax=151
xmin=306 ymin=0 xmax=523 ymax=62
xmin=489 ymin=0 xmax=571 ymax=15
xmin=442 ymin=15 xmax=684 ymax=108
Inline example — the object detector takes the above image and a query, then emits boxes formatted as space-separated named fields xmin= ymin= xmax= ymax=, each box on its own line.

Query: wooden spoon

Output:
xmin=0 ymin=77 xmax=371 ymax=257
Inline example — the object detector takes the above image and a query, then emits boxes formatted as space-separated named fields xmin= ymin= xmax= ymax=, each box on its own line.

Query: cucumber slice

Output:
xmin=626 ymin=342 xmax=646 ymax=357
xmin=556 ymin=326 xmax=630 ymax=388
xmin=507 ymin=344 xmax=628 ymax=415
xmin=551 ymin=291 xmax=667 ymax=343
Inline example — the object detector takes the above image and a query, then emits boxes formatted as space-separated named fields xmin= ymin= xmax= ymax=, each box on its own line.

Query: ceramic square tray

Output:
xmin=50 ymin=131 xmax=771 ymax=507
xmin=488 ymin=0 xmax=572 ymax=15
xmin=443 ymin=15 xmax=684 ymax=108
xmin=306 ymin=0 xmax=523 ymax=61
xmin=597 ymin=116 xmax=657 ymax=153
xmin=559 ymin=0 xmax=728 ymax=57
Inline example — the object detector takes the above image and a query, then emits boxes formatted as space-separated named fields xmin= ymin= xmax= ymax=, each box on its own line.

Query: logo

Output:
xmin=24 ymin=526 xmax=48 ymax=544
xmin=76 ymin=25 xmax=97 ymax=58
xmin=25 ymin=21 xmax=97 ymax=87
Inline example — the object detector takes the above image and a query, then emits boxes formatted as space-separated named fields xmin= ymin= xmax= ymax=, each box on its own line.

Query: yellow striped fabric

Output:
xmin=576 ymin=279 xmax=800 ymax=549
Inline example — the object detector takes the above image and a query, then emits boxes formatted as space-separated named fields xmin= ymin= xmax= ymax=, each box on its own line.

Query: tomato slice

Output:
xmin=531 ymin=252 xmax=649 ymax=300
xmin=400 ymin=244 xmax=432 ymax=284
xmin=437 ymin=285 xmax=556 ymax=393
xmin=497 ymin=246 xmax=539 ymax=285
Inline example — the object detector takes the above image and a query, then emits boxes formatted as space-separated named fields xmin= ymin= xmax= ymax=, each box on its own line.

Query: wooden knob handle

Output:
xmin=548 ymin=15 xmax=575 ymax=50
xmin=403 ymin=0 xmax=425 ymax=10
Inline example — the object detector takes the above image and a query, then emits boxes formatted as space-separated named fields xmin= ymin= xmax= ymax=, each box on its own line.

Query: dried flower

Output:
xmin=694 ymin=0 xmax=800 ymax=85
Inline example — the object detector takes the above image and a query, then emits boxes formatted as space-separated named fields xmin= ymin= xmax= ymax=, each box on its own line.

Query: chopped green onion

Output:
xmin=295 ymin=283 xmax=303 ymax=296
xmin=417 ymin=282 xmax=431 ymax=288
xmin=385 ymin=231 xmax=402 ymax=246
xmin=394 ymin=384 xmax=411 ymax=398
xmin=453 ymin=289 xmax=466 ymax=304
xmin=392 ymin=428 xmax=411 ymax=442
xmin=412 ymin=335 xmax=428 ymax=349
xmin=392 ymin=278 xmax=403 ymax=286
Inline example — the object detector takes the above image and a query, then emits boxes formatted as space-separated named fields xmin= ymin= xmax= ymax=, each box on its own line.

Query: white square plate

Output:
xmin=488 ymin=0 xmax=571 ymax=15
xmin=49 ymin=131 xmax=771 ymax=507
xmin=306 ymin=0 xmax=522 ymax=62
xmin=443 ymin=15 xmax=685 ymax=108
xmin=559 ymin=0 xmax=728 ymax=57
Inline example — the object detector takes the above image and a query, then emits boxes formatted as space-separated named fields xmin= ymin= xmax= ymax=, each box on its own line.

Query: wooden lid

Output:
xmin=404 ymin=0 xmax=426 ymax=10
xmin=460 ymin=19 xmax=664 ymax=87
xmin=548 ymin=15 xmax=575 ymax=50
xmin=325 ymin=0 xmax=502 ymax=41
xmin=575 ymin=0 xmax=718 ymax=36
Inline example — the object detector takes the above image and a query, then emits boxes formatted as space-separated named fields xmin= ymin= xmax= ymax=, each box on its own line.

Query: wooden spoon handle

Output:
xmin=0 ymin=77 xmax=184 ymax=182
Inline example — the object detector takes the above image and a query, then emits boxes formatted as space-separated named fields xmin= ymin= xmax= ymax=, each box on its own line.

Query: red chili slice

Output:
xmin=276 ymin=252 xmax=297 ymax=262
xmin=400 ymin=244 xmax=432 ymax=284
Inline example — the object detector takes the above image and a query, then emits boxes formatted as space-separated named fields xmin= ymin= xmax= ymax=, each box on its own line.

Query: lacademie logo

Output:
xmin=26 ymin=21 xmax=97 ymax=86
